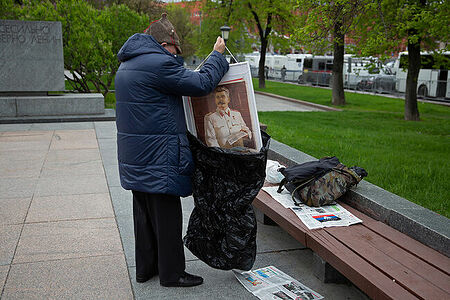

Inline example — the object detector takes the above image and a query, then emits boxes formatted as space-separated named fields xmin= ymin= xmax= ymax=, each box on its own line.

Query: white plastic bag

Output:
xmin=265 ymin=160 xmax=286 ymax=184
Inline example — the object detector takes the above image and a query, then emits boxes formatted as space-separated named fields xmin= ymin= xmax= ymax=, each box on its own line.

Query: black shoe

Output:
xmin=161 ymin=272 xmax=203 ymax=287
xmin=136 ymin=275 xmax=151 ymax=283
xmin=136 ymin=271 xmax=157 ymax=283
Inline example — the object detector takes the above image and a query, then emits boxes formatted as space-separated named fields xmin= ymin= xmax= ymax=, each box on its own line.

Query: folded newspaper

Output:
xmin=227 ymin=130 xmax=249 ymax=145
xmin=234 ymin=266 xmax=323 ymax=300
xmin=261 ymin=186 xmax=362 ymax=230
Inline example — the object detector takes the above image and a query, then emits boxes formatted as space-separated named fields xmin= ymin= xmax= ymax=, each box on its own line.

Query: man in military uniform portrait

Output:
xmin=204 ymin=86 xmax=252 ymax=148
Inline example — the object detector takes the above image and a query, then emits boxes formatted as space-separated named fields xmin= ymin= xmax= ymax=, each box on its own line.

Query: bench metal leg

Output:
xmin=312 ymin=252 xmax=349 ymax=284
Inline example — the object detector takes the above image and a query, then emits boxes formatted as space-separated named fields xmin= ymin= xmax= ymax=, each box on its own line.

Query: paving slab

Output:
xmin=0 ymin=140 xmax=50 ymax=151
xmin=34 ymin=174 xmax=108 ymax=197
xmin=109 ymin=186 xmax=133 ymax=217
xmin=0 ymin=177 xmax=38 ymax=199
xmin=104 ymin=164 xmax=121 ymax=187
xmin=116 ymin=215 xmax=136 ymax=268
xmin=45 ymin=148 xmax=101 ymax=164
xmin=40 ymin=160 xmax=105 ymax=177
xmin=94 ymin=121 xmax=117 ymax=139
xmin=97 ymin=138 xmax=117 ymax=150
xmin=13 ymin=218 xmax=122 ymax=264
xmin=0 ymin=225 xmax=22 ymax=266
xmin=30 ymin=122 xmax=94 ymax=131
xmin=129 ymin=249 xmax=367 ymax=300
xmin=0 ymin=124 xmax=33 ymax=132
xmin=49 ymin=129 xmax=98 ymax=150
xmin=0 ymin=265 xmax=8 ymax=294
xmin=0 ymin=198 xmax=32 ymax=225
xmin=99 ymin=147 xmax=118 ymax=166
xmin=0 ymin=149 xmax=47 ymax=164
xmin=0 ymin=130 xmax=53 ymax=140
xmin=2 ymin=255 xmax=132 ymax=300
xmin=0 ymin=159 xmax=44 ymax=178
xmin=26 ymin=193 xmax=114 ymax=223
xmin=255 ymin=93 xmax=323 ymax=112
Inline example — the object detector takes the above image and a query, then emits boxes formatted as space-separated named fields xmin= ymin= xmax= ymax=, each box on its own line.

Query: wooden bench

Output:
xmin=253 ymin=185 xmax=450 ymax=299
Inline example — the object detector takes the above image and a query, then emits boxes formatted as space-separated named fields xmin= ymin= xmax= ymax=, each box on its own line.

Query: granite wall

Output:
xmin=0 ymin=20 xmax=65 ymax=92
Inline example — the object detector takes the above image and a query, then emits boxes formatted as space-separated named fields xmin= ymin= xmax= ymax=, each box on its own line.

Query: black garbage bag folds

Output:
xmin=183 ymin=131 xmax=270 ymax=271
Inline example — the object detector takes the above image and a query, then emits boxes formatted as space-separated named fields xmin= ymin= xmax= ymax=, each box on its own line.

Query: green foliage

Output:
xmin=256 ymin=81 xmax=450 ymax=217
xmin=294 ymin=0 xmax=370 ymax=53
xmin=196 ymin=0 xmax=254 ymax=58
xmin=98 ymin=4 xmax=148 ymax=92
xmin=165 ymin=4 xmax=198 ymax=59
xmin=0 ymin=0 xmax=21 ymax=19
xmin=56 ymin=0 xmax=112 ymax=94
xmin=198 ymin=0 xmax=298 ymax=85
xmin=351 ymin=0 xmax=449 ymax=120
xmin=353 ymin=0 xmax=449 ymax=58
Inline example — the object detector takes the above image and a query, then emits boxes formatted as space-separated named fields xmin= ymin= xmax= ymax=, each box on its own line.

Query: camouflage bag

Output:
xmin=277 ymin=157 xmax=367 ymax=207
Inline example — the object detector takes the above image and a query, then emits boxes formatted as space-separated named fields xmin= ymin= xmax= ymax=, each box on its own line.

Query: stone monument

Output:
xmin=0 ymin=19 xmax=107 ymax=120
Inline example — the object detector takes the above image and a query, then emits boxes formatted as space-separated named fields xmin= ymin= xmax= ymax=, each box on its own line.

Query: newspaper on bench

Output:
xmin=233 ymin=265 xmax=323 ymax=300
xmin=261 ymin=186 xmax=362 ymax=230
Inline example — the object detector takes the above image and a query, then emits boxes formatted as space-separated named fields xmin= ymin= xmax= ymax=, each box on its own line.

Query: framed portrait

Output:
xmin=183 ymin=62 xmax=263 ymax=151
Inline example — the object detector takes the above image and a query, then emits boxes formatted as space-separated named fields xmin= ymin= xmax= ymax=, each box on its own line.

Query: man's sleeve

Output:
xmin=159 ymin=51 xmax=229 ymax=97
xmin=204 ymin=115 xmax=220 ymax=147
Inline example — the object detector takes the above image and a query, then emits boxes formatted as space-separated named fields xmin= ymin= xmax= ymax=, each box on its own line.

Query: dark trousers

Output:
xmin=132 ymin=191 xmax=185 ymax=283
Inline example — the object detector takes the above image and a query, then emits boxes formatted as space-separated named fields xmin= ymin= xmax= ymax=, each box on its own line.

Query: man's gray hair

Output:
xmin=214 ymin=86 xmax=230 ymax=98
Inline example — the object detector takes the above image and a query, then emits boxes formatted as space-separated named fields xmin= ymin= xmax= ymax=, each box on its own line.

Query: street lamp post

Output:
xmin=220 ymin=25 xmax=233 ymax=63
xmin=220 ymin=25 xmax=231 ymax=45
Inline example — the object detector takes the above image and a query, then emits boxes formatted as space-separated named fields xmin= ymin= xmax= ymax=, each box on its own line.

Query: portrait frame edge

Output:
xmin=183 ymin=62 xmax=263 ymax=151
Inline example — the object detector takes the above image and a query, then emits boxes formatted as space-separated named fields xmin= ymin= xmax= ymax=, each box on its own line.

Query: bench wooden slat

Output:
xmin=255 ymin=190 xmax=307 ymax=245
xmin=254 ymin=190 xmax=416 ymax=300
xmin=340 ymin=202 xmax=450 ymax=276
xmin=326 ymin=225 xmax=450 ymax=299
xmin=306 ymin=227 xmax=416 ymax=300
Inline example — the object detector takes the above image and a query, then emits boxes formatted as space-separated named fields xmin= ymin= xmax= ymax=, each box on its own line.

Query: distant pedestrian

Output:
xmin=281 ymin=65 xmax=287 ymax=82
xmin=115 ymin=13 xmax=229 ymax=287
xmin=265 ymin=65 xmax=269 ymax=79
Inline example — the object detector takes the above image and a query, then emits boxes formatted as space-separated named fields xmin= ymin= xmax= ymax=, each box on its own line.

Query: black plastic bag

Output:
xmin=183 ymin=131 xmax=270 ymax=271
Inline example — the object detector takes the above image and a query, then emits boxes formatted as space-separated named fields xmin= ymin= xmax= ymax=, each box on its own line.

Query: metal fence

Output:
xmin=250 ymin=66 xmax=449 ymax=101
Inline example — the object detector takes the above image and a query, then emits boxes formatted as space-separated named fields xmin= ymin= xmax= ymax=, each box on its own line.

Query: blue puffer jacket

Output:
xmin=115 ymin=34 xmax=229 ymax=197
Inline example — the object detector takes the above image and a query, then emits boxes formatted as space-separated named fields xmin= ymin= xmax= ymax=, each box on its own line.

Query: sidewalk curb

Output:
xmin=0 ymin=109 xmax=116 ymax=124
xmin=254 ymin=91 xmax=342 ymax=112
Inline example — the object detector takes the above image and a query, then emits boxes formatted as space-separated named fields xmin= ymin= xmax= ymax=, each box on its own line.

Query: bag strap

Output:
xmin=290 ymin=176 xmax=316 ymax=206
xmin=277 ymin=178 xmax=287 ymax=193
xmin=332 ymin=165 xmax=361 ymax=183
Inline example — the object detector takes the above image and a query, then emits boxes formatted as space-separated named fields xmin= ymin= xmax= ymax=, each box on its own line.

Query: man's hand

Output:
xmin=213 ymin=36 xmax=226 ymax=54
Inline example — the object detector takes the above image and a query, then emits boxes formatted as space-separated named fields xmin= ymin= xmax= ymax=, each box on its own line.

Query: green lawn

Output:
xmin=254 ymin=79 xmax=450 ymax=218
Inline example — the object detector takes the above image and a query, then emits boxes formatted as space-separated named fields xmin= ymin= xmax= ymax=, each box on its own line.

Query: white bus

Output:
xmin=298 ymin=55 xmax=334 ymax=86
xmin=394 ymin=51 xmax=450 ymax=98
xmin=243 ymin=53 xmax=312 ymax=82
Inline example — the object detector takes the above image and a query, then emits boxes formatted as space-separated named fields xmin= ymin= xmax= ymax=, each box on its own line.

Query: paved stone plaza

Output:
xmin=0 ymin=121 xmax=367 ymax=299
xmin=0 ymin=96 xmax=367 ymax=299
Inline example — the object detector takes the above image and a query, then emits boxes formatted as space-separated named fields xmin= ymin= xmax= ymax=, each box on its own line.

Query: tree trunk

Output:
xmin=404 ymin=39 xmax=421 ymax=121
xmin=332 ymin=21 xmax=345 ymax=106
xmin=258 ymin=37 xmax=268 ymax=89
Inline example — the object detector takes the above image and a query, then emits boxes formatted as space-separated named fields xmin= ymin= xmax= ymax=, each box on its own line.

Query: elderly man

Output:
xmin=204 ymin=86 xmax=252 ymax=148
xmin=115 ymin=13 xmax=229 ymax=287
